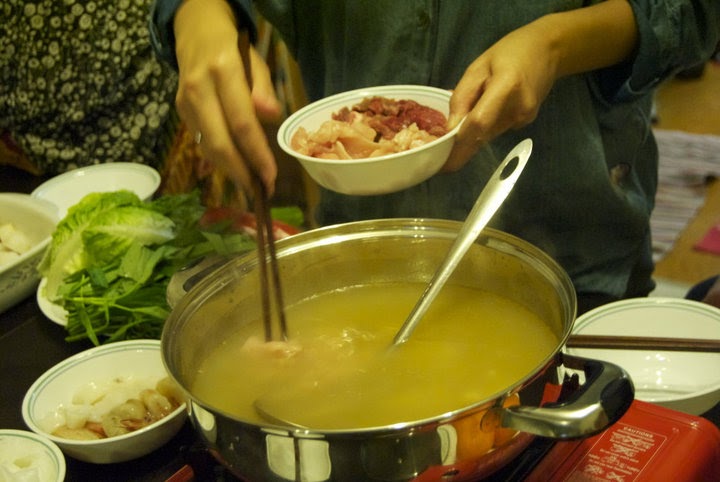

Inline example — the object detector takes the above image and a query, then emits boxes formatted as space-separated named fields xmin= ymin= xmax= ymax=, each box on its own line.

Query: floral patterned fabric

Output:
xmin=0 ymin=0 xmax=179 ymax=175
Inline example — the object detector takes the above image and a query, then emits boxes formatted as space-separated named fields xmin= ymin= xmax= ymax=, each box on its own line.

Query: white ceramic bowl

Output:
xmin=566 ymin=297 xmax=720 ymax=415
xmin=22 ymin=340 xmax=187 ymax=464
xmin=277 ymin=85 xmax=461 ymax=195
xmin=0 ymin=194 xmax=59 ymax=314
xmin=0 ymin=429 xmax=65 ymax=482
xmin=31 ymin=162 xmax=161 ymax=217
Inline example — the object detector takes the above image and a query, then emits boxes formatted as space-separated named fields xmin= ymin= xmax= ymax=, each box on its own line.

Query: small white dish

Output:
xmin=22 ymin=340 xmax=187 ymax=464
xmin=31 ymin=162 xmax=160 ymax=218
xmin=0 ymin=429 xmax=65 ymax=482
xmin=36 ymin=278 xmax=67 ymax=326
xmin=278 ymin=85 xmax=461 ymax=195
xmin=566 ymin=297 xmax=720 ymax=415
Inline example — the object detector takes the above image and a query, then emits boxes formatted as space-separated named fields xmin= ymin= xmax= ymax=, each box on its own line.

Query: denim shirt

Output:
xmin=150 ymin=0 xmax=719 ymax=298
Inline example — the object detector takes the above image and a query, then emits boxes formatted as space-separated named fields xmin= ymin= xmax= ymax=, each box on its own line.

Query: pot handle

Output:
xmin=497 ymin=353 xmax=634 ymax=439
xmin=166 ymin=255 xmax=231 ymax=308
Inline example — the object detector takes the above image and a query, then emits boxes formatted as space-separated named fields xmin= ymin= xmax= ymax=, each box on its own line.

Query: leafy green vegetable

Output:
xmin=270 ymin=206 xmax=305 ymax=228
xmin=39 ymin=190 xmax=257 ymax=345
xmin=38 ymin=190 xmax=142 ymax=298
xmin=81 ymin=206 xmax=175 ymax=267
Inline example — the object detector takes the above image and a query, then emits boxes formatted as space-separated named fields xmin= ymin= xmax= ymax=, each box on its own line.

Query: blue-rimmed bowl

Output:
xmin=0 ymin=429 xmax=65 ymax=481
xmin=22 ymin=340 xmax=187 ymax=464
xmin=277 ymin=85 xmax=460 ymax=195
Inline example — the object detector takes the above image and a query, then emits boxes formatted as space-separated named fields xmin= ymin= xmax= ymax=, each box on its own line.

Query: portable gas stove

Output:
xmin=516 ymin=399 xmax=719 ymax=481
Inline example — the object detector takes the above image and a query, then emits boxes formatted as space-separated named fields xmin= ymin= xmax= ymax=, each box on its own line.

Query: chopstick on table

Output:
xmin=566 ymin=334 xmax=720 ymax=353
xmin=238 ymin=30 xmax=288 ymax=342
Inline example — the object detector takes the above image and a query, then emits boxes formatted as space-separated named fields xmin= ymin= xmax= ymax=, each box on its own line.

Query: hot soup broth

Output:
xmin=191 ymin=283 xmax=559 ymax=429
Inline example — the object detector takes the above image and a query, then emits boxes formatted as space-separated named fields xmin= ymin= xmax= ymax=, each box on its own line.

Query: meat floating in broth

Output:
xmin=291 ymin=96 xmax=449 ymax=159
xmin=191 ymin=282 xmax=558 ymax=430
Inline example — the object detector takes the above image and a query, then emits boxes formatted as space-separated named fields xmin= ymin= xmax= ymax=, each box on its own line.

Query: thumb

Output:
xmin=249 ymin=47 xmax=283 ymax=122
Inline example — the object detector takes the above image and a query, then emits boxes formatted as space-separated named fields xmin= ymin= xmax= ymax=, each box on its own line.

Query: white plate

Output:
xmin=566 ymin=297 xmax=720 ymax=415
xmin=31 ymin=162 xmax=160 ymax=218
xmin=0 ymin=429 xmax=65 ymax=482
xmin=36 ymin=278 xmax=67 ymax=326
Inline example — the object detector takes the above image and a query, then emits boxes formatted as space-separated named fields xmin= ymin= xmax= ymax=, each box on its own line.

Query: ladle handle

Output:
xmin=393 ymin=139 xmax=533 ymax=345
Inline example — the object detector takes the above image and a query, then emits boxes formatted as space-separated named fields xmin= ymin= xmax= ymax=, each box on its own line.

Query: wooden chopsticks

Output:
xmin=566 ymin=334 xmax=720 ymax=353
xmin=237 ymin=30 xmax=287 ymax=342
xmin=252 ymin=179 xmax=288 ymax=342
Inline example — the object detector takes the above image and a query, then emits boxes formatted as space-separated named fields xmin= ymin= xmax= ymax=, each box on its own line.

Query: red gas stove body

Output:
xmin=525 ymin=399 xmax=720 ymax=481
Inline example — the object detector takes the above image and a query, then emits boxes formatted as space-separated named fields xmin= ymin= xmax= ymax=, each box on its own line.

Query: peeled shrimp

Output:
xmin=140 ymin=389 xmax=175 ymax=420
xmin=155 ymin=377 xmax=185 ymax=407
xmin=48 ymin=376 xmax=184 ymax=441
xmin=101 ymin=399 xmax=147 ymax=438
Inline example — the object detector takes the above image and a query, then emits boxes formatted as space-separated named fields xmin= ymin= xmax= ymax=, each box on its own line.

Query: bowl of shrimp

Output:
xmin=277 ymin=85 xmax=462 ymax=195
xmin=22 ymin=339 xmax=187 ymax=464
xmin=0 ymin=193 xmax=58 ymax=314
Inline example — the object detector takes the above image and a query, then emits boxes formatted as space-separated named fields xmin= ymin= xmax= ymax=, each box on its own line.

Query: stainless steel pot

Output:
xmin=162 ymin=219 xmax=633 ymax=481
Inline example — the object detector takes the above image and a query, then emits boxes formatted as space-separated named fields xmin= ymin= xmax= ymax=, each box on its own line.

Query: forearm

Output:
xmin=533 ymin=0 xmax=639 ymax=80
xmin=149 ymin=0 xmax=256 ymax=68
xmin=174 ymin=0 xmax=240 ymax=58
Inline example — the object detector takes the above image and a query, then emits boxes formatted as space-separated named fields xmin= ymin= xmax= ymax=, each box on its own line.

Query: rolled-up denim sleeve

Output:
xmin=148 ymin=0 xmax=257 ymax=69
xmin=597 ymin=0 xmax=719 ymax=103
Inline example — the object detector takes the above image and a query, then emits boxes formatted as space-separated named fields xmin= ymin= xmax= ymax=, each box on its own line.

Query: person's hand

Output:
xmin=173 ymin=0 xmax=282 ymax=195
xmin=445 ymin=20 xmax=559 ymax=171
xmin=444 ymin=0 xmax=637 ymax=171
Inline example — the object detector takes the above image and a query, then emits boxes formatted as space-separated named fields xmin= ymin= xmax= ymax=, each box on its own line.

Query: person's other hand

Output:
xmin=444 ymin=21 xmax=558 ymax=171
xmin=444 ymin=0 xmax=637 ymax=171
xmin=173 ymin=0 xmax=282 ymax=195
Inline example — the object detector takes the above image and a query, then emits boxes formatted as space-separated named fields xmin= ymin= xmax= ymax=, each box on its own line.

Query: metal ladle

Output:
xmin=392 ymin=138 xmax=533 ymax=346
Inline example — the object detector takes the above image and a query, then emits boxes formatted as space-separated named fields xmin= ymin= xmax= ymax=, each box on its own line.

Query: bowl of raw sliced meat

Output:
xmin=278 ymin=85 xmax=460 ymax=195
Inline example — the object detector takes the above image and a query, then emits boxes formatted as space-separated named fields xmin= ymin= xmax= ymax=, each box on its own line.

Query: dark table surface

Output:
xmin=2 ymin=164 xmax=719 ymax=482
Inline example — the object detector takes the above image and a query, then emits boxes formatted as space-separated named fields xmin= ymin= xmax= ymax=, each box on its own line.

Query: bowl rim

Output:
xmin=0 ymin=429 xmax=66 ymax=481
xmin=277 ymin=84 xmax=461 ymax=165
xmin=22 ymin=339 xmax=187 ymax=448
xmin=0 ymin=193 xmax=58 ymax=274
xmin=570 ymin=297 xmax=720 ymax=403
xmin=30 ymin=162 xmax=161 ymax=216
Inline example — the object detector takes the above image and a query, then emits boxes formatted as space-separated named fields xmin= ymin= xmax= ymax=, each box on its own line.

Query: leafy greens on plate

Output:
xmin=37 ymin=190 xmax=301 ymax=345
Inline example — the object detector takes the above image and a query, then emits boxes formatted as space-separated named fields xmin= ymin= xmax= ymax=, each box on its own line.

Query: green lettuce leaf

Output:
xmin=39 ymin=190 xmax=143 ymax=299
xmin=81 ymin=206 xmax=174 ymax=267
